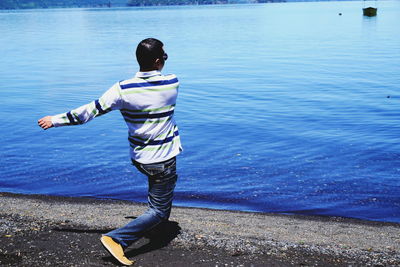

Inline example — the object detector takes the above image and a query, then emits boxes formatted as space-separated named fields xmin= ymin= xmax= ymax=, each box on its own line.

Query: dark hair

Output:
xmin=136 ymin=38 xmax=164 ymax=70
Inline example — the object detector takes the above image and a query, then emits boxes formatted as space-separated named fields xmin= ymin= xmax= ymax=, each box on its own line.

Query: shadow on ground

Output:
xmin=125 ymin=220 xmax=181 ymax=257
xmin=52 ymin=220 xmax=181 ymax=265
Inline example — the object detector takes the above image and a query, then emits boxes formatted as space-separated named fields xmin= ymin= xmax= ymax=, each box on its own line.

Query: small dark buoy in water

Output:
xmin=387 ymin=96 xmax=391 ymax=98
xmin=363 ymin=7 xmax=377 ymax=17
xmin=339 ymin=13 xmax=342 ymax=16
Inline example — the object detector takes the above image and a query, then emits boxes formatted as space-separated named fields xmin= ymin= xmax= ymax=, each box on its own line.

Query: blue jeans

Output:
xmin=105 ymin=157 xmax=178 ymax=248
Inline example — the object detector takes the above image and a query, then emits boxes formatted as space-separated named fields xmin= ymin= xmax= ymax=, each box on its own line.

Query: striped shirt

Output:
xmin=51 ymin=70 xmax=182 ymax=164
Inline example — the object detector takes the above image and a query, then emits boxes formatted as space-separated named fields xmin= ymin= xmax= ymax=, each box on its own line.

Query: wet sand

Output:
xmin=0 ymin=192 xmax=399 ymax=266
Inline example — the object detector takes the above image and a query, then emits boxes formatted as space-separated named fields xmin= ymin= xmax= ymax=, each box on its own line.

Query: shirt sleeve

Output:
xmin=51 ymin=83 xmax=122 ymax=127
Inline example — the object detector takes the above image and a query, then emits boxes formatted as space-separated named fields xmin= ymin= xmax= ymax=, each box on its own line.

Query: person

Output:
xmin=38 ymin=38 xmax=182 ymax=266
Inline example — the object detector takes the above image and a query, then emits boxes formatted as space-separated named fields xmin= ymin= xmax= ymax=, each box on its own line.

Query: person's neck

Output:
xmin=140 ymin=68 xmax=159 ymax=72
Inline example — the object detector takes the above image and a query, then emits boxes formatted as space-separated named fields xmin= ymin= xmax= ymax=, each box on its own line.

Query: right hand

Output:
xmin=38 ymin=116 xmax=54 ymax=130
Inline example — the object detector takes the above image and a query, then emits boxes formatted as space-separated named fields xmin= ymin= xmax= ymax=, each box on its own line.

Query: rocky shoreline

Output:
xmin=0 ymin=192 xmax=399 ymax=266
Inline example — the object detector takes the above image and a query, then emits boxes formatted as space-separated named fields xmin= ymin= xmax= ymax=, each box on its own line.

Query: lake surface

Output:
xmin=1 ymin=1 xmax=399 ymax=223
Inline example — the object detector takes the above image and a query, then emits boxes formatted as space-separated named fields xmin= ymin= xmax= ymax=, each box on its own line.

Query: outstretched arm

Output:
xmin=37 ymin=83 xmax=122 ymax=130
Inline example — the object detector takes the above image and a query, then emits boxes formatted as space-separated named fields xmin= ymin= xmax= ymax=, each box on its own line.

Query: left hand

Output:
xmin=38 ymin=116 xmax=54 ymax=130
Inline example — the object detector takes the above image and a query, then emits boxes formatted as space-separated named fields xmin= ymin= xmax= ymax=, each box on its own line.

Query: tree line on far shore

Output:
xmin=1 ymin=0 xmax=285 ymax=9
xmin=126 ymin=0 xmax=276 ymax=6
xmin=1 ymin=0 xmax=111 ymax=9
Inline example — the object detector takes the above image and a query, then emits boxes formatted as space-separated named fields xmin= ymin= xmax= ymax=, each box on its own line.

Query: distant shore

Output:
xmin=0 ymin=0 xmax=273 ymax=10
xmin=0 ymin=0 xmax=357 ymax=11
xmin=0 ymin=192 xmax=399 ymax=266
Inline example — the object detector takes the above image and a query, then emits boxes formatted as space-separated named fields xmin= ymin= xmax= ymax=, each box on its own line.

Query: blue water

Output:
xmin=1 ymin=1 xmax=399 ymax=223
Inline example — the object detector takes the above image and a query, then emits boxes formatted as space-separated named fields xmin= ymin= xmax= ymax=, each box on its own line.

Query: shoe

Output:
xmin=100 ymin=235 xmax=134 ymax=266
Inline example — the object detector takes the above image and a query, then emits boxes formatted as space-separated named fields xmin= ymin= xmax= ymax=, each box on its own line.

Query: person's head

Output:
xmin=136 ymin=38 xmax=168 ymax=72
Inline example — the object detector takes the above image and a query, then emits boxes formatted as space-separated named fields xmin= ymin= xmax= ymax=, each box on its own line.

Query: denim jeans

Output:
xmin=105 ymin=157 xmax=177 ymax=248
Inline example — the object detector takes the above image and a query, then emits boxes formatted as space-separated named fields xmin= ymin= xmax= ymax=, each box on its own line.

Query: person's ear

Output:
xmin=154 ymin=58 xmax=163 ymax=70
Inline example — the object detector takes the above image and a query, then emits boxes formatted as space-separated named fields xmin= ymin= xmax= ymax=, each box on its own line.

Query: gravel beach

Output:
xmin=0 ymin=192 xmax=399 ymax=266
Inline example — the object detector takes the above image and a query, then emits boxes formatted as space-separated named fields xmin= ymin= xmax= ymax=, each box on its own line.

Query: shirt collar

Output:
xmin=135 ymin=70 xmax=161 ymax=78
